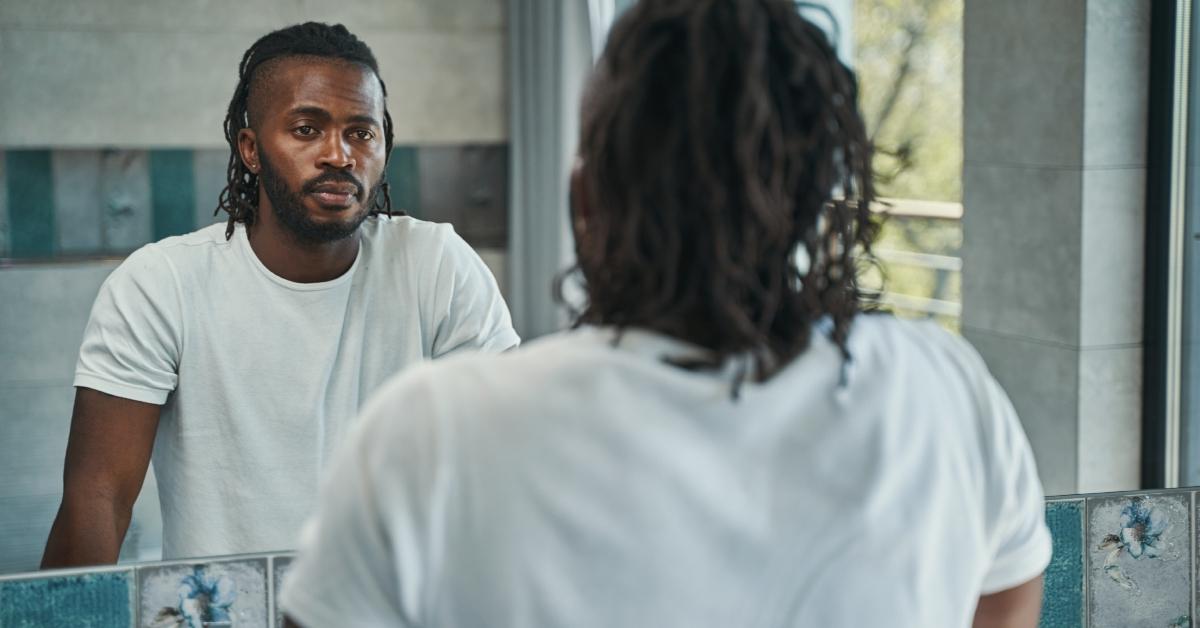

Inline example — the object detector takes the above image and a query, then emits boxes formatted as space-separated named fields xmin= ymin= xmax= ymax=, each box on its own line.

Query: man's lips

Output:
xmin=307 ymin=183 xmax=360 ymax=208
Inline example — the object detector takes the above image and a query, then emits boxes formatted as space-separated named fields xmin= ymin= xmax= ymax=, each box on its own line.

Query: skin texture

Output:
xmin=41 ymin=389 xmax=159 ymax=568
xmin=41 ymin=56 xmax=388 ymax=569
xmin=239 ymin=56 xmax=387 ymax=284
xmin=973 ymin=576 xmax=1044 ymax=628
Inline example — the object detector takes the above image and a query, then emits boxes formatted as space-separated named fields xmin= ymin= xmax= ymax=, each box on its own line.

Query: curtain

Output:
xmin=506 ymin=0 xmax=594 ymax=340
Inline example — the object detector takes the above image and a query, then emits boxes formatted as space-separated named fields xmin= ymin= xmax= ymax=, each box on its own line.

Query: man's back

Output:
xmin=281 ymin=316 xmax=1050 ymax=627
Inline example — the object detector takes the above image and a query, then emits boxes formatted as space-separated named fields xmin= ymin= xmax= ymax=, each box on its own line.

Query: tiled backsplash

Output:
xmin=0 ymin=553 xmax=294 ymax=627
xmin=3 ymin=488 xmax=1198 ymax=626
xmin=0 ymin=144 xmax=508 ymax=261
xmin=1045 ymin=489 xmax=1197 ymax=628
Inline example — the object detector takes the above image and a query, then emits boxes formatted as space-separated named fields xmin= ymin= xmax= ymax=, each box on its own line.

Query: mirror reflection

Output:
xmin=0 ymin=0 xmax=1174 ymax=596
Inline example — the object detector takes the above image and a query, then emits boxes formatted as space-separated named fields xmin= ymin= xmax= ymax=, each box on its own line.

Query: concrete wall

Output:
xmin=962 ymin=0 xmax=1149 ymax=496
xmin=0 ymin=0 xmax=507 ymax=147
xmin=0 ymin=0 xmax=509 ymax=575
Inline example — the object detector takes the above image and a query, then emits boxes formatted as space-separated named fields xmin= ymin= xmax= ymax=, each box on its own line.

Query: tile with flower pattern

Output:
xmin=138 ymin=557 xmax=268 ymax=627
xmin=1087 ymin=493 xmax=1192 ymax=628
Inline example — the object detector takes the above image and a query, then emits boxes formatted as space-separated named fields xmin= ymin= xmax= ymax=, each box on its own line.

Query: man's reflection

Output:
xmin=41 ymin=22 xmax=519 ymax=568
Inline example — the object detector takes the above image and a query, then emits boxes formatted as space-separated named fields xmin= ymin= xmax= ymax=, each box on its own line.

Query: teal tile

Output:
xmin=386 ymin=146 xmax=420 ymax=218
xmin=0 ymin=152 xmax=9 ymax=257
xmin=6 ymin=149 xmax=55 ymax=258
xmin=1041 ymin=500 xmax=1083 ymax=628
xmin=0 ymin=569 xmax=134 ymax=627
xmin=149 ymin=149 xmax=196 ymax=240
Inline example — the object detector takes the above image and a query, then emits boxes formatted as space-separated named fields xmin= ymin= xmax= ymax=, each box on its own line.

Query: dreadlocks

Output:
xmin=571 ymin=0 xmax=879 ymax=384
xmin=216 ymin=22 xmax=397 ymax=240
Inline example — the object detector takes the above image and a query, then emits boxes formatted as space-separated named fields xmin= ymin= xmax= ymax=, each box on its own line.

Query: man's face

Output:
xmin=239 ymin=57 xmax=387 ymax=244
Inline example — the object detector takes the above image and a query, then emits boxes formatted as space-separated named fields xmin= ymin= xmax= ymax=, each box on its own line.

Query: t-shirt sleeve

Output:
xmin=279 ymin=372 xmax=441 ymax=627
xmin=74 ymin=246 xmax=183 ymax=404
xmin=971 ymin=357 xmax=1053 ymax=594
xmin=428 ymin=226 xmax=520 ymax=358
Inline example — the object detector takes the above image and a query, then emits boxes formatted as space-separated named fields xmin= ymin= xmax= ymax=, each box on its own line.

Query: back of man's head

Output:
xmin=572 ymin=0 xmax=877 ymax=383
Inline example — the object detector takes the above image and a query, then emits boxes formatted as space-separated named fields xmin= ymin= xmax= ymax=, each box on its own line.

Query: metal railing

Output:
xmin=870 ymin=197 xmax=963 ymax=320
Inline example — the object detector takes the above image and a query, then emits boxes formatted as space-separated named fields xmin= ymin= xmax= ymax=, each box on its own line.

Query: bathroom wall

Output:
xmin=0 ymin=0 xmax=509 ymax=575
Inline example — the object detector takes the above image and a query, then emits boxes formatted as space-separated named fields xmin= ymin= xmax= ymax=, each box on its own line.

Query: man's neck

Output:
xmin=246 ymin=213 xmax=361 ymax=284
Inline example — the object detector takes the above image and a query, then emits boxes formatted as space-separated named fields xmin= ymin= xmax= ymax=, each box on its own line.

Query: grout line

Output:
xmin=962 ymin=160 xmax=1146 ymax=172
xmin=961 ymin=325 xmax=1143 ymax=352
xmin=268 ymin=556 xmax=276 ymax=628
xmin=1083 ymin=495 xmax=1090 ymax=628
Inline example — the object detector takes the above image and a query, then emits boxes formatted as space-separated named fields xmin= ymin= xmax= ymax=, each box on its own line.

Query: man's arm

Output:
xmin=41 ymin=387 xmax=160 ymax=569
xmin=973 ymin=576 xmax=1043 ymax=628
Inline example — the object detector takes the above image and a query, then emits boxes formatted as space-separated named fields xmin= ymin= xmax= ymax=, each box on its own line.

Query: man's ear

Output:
xmin=238 ymin=128 xmax=260 ymax=174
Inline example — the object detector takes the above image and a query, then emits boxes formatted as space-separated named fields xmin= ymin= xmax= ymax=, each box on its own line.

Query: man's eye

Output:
xmin=294 ymin=126 xmax=316 ymax=136
xmin=353 ymin=129 xmax=375 ymax=141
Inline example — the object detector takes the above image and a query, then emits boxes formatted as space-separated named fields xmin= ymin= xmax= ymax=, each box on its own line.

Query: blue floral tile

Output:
xmin=0 ymin=568 xmax=134 ymax=627
xmin=1087 ymin=493 xmax=1192 ymax=628
xmin=272 ymin=555 xmax=295 ymax=628
xmin=1041 ymin=499 xmax=1083 ymax=628
xmin=137 ymin=557 xmax=268 ymax=627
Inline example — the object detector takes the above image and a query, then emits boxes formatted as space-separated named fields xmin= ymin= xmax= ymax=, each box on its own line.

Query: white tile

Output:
xmin=193 ymin=149 xmax=230 ymax=230
xmin=51 ymin=150 xmax=104 ymax=254
xmin=297 ymin=0 xmax=505 ymax=32
xmin=1076 ymin=346 xmax=1142 ymax=493
xmin=963 ymin=0 xmax=1085 ymax=167
xmin=0 ymin=383 xmax=73 ymax=574
xmin=961 ymin=164 xmax=1083 ymax=346
xmin=1079 ymin=168 xmax=1146 ymax=347
xmin=962 ymin=329 xmax=1080 ymax=496
xmin=0 ymin=29 xmax=506 ymax=148
xmin=371 ymin=32 xmax=508 ymax=143
xmin=0 ymin=31 xmax=243 ymax=148
xmin=0 ymin=261 xmax=120 ymax=385
xmin=99 ymin=150 xmax=152 ymax=251
xmin=1082 ymin=0 xmax=1151 ymax=168
xmin=0 ymin=0 xmax=503 ymax=34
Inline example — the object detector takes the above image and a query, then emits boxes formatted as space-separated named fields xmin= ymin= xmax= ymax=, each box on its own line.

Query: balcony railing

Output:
xmin=869 ymin=197 xmax=963 ymax=323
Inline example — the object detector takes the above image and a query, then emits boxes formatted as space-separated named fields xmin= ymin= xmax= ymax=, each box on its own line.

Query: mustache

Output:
xmin=301 ymin=171 xmax=364 ymax=197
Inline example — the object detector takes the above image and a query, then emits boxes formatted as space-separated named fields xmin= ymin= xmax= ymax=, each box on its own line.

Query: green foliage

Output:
xmin=854 ymin=0 xmax=963 ymax=203
xmin=853 ymin=0 xmax=963 ymax=330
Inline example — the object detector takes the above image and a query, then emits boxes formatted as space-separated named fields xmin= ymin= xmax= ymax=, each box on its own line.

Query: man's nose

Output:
xmin=318 ymin=133 xmax=355 ymax=170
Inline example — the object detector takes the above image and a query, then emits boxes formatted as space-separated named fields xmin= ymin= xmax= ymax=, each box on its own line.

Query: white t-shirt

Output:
xmin=74 ymin=216 xmax=520 ymax=559
xmin=280 ymin=317 xmax=1051 ymax=628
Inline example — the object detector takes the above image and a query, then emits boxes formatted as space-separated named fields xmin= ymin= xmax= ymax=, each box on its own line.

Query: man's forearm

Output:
xmin=40 ymin=495 xmax=130 ymax=569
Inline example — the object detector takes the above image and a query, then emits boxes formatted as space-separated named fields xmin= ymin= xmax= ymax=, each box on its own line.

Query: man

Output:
xmin=41 ymin=22 xmax=519 ymax=567
xmin=281 ymin=2 xmax=1049 ymax=627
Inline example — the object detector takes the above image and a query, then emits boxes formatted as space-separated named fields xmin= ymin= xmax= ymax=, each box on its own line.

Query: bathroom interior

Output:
xmin=0 ymin=0 xmax=1192 ymax=626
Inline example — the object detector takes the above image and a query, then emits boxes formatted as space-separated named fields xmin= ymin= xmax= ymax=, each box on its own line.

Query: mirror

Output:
xmin=0 ymin=0 xmax=1166 ymax=578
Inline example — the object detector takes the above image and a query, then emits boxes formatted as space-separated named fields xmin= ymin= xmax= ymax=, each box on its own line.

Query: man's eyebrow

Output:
xmin=346 ymin=114 xmax=382 ymax=128
xmin=285 ymin=106 xmax=380 ymax=128
xmin=286 ymin=106 xmax=332 ymax=120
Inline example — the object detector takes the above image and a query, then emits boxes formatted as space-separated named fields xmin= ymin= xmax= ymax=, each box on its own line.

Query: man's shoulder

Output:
xmin=360 ymin=214 xmax=455 ymax=249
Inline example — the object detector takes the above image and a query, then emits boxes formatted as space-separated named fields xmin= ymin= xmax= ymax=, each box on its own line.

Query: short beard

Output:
xmin=258 ymin=152 xmax=382 ymax=245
